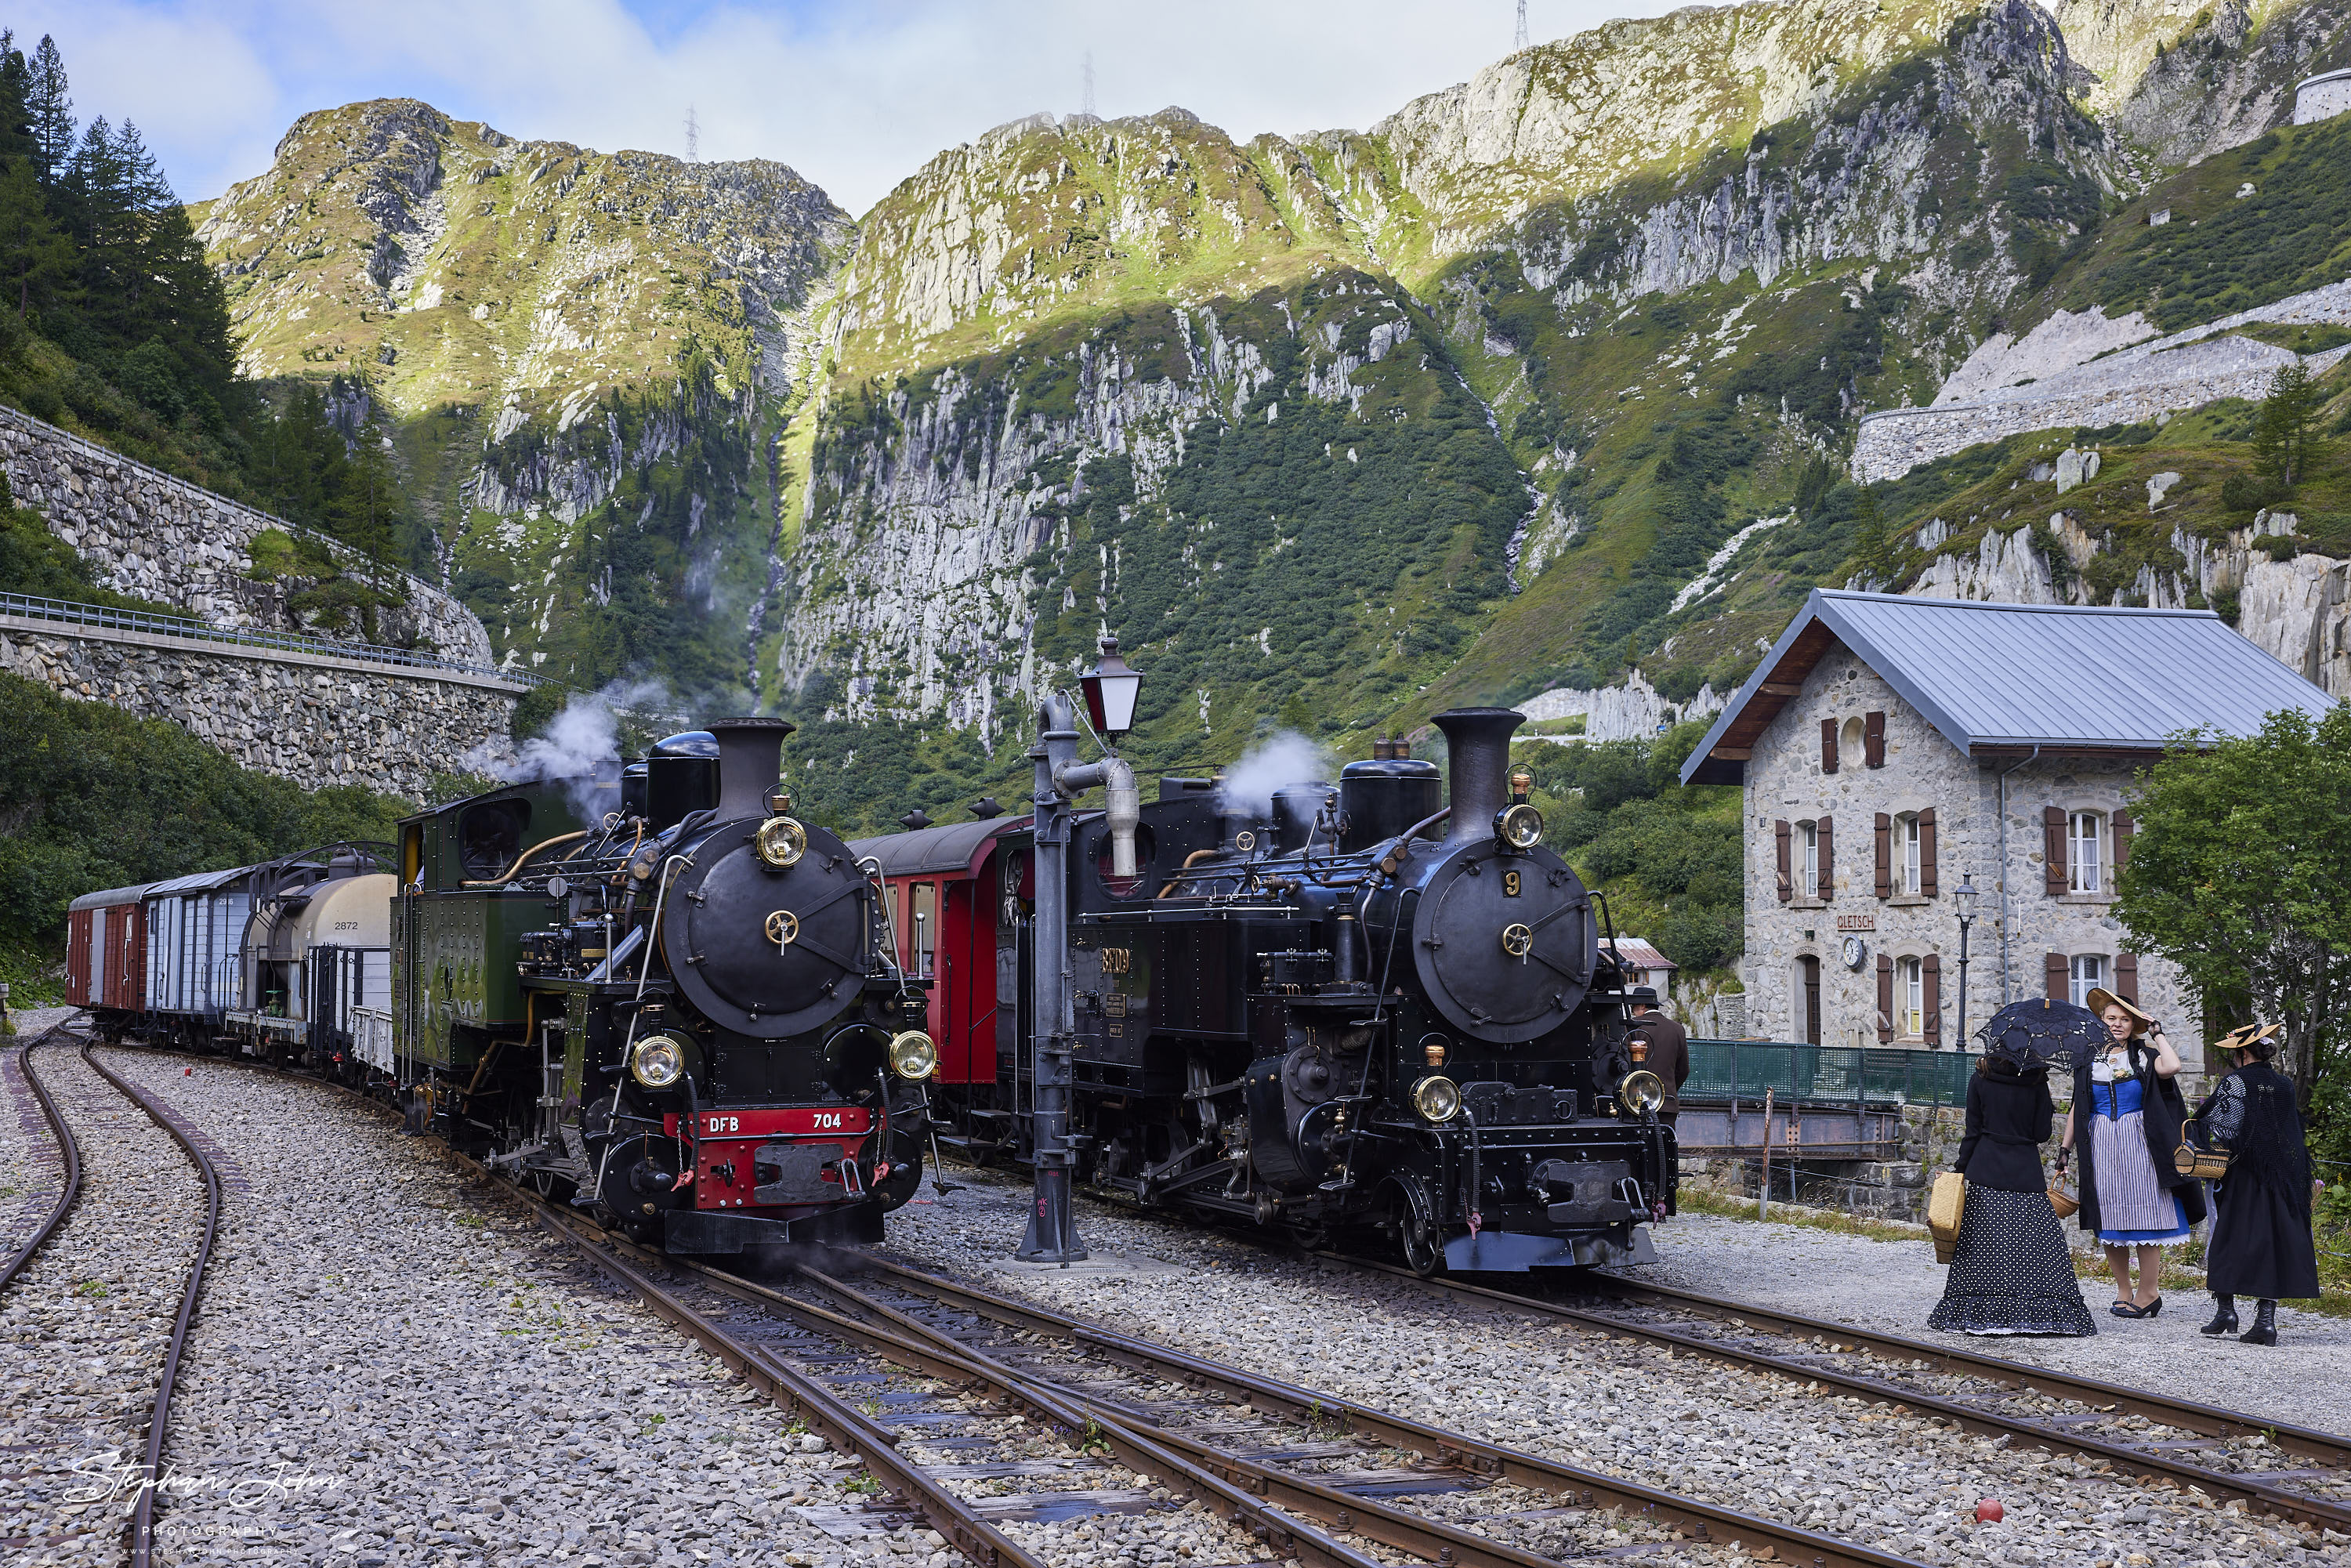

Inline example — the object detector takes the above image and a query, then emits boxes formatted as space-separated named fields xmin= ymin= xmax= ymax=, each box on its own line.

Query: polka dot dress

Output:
xmin=1929 ymin=1186 xmax=2098 ymax=1336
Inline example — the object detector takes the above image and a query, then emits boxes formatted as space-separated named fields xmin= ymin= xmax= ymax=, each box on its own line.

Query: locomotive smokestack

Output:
xmin=1433 ymin=708 xmax=1525 ymax=843
xmin=709 ymin=717 xmax=798 ymax=820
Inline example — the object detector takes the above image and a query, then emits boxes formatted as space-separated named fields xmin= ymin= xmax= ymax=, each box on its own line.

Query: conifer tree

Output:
xmin=0 ymin=154 xmax=67 ymax=320
xmin=2252 ymin=361 xmax=2324 ymax=491
xmin=24 ymin=34 xmax=67 ymax=187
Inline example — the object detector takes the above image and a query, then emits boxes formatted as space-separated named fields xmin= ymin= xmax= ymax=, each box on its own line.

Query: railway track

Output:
xmin=513 ymin=1198 xmax=1933 ymax=1568
xmin=6 ymin=1038 xmax=223 ymax=1568
xmin=1320 ymin=1253 xmax=2351 ymax=1534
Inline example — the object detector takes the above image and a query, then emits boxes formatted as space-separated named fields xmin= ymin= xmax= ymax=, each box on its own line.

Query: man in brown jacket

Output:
xmin=1625 ymin=987 xmax=1691 ymax=1126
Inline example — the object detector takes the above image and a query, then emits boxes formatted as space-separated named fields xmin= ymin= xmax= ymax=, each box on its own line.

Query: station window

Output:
xmin=2070 ymin=812 xmax=2104 ymax=895
xmin=1799 ymin=821 xmax=1820 ymax=893
xmin=1896 ymin=955 xmax=1925 ymax=1037
xmin=2070 ymin=954 xmax=2106 ymax=1009
xmin=1898 ymin=813 xmax=1922 ymax=896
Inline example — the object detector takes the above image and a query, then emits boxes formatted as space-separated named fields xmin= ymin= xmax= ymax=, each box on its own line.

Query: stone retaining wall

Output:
xmin=0 ymin=617 xmax=519 ymax=800
xmin=0 ymin=406 xmax=494 ymax=667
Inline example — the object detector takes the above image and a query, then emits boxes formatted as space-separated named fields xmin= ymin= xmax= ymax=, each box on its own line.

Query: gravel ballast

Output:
xmin=885 ymin=1172 xmax=2349 ymax=1568
xmin=83 ymin=1048 xmax=905 ymax=1568
xmin=2 ymin=1043 xmax=205 ymax=1566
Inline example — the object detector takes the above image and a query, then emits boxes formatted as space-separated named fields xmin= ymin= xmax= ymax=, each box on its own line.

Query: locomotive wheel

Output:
xmin=1393 ymin=1193 xmax=1444 ymax=1277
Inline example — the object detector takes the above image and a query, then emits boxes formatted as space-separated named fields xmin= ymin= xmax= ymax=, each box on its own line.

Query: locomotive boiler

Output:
xmin=867 ymin=707 xmax=1676 ymax=1272
xmin=393 ymin=717 xmax=935 ymax=1252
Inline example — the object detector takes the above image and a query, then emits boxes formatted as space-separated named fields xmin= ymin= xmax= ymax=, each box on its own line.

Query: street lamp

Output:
xmin=1954 ymin=878 xmax=1980 ymax=1051
xmin=1079 ymin=636 xmax=1144 ymax=741
xmin=1017 ymin=642 xmax=1145 ymax=1266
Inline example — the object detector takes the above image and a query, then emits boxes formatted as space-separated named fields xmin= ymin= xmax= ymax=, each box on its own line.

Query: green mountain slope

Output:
xmin=193 ymin=99 xmax=849 ymax=690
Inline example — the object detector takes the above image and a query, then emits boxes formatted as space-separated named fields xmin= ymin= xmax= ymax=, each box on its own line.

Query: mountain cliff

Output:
xmin=192 ymin=99 xmax=849 ymax=690
xmin=187 ymin=0 xmax=2351 ymax=830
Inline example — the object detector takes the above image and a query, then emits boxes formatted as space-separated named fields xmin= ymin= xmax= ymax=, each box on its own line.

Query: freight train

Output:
xmin=851 ymin=707 xmax=1678 ymax=1273
xmin=63 ymin=719 xmax=936 ymax=1254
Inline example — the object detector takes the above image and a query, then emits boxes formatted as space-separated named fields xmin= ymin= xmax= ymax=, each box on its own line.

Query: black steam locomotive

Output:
xmin=393 ymin=718 xmax=936 ymax=1252
xmin=860 ymin=708 xmax=1675 ymax=1272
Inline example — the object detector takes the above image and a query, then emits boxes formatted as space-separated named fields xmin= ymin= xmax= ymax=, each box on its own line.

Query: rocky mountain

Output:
xmin=192 ymin=99 xmax=849 ymax=691
xmin=190 ymin=0 xmax=2351 ymax=830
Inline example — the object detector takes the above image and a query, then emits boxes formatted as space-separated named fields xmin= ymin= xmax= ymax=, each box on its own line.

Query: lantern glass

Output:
xmin=1081 ymin=636 xmax=1144 ymax=737
xmin=1953 ymin=878 xmax=1979 ymax=916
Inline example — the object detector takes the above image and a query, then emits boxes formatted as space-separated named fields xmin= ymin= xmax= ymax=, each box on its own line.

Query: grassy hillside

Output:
xmin=0 ymin=671 xmax=416 ymax=1005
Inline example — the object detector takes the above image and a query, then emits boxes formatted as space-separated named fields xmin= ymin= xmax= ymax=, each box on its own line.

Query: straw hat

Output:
xmin=2217 ymin=1021 xmax=2284 ymax=1059
xmin=2084 ymin=987 xmax=2155 ymax=1034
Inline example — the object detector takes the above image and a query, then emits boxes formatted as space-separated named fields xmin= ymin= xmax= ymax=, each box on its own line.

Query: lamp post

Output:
xmin=1018 ymin=636 xmax=1144 ymax=1266
xmin=1954 ymin=878 xmax=1979 ymax=1050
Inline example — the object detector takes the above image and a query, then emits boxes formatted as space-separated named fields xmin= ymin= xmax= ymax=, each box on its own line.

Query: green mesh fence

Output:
xmin=1683 ymin=1040 xmax=1978 ymax=1108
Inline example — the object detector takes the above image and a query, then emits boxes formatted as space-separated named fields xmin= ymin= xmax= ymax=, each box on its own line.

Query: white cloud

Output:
xmin=17 ymin=0 xmax=1688 ymax=213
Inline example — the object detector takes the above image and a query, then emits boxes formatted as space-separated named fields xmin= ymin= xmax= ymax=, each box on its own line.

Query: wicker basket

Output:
xmin=1928 ymin=1171 xmax=1966 ymax=1265
xmin=2174 ymin=1135 xmax=2231 ymax=1181
xmin=2048 ymin=1181 xmax=2080 ymax=1219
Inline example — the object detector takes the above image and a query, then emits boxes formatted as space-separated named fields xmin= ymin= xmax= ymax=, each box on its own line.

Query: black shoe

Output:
xmin=2201 ymin=1295 xmax=2239 ymax=1336
xmin=2241 ymin=1299 xmax=2279 ymax=1346
xmin=2110 ymin=1299 xmax=2146 ymax=1318
xmin=2140 ymin=1297 xmax=2163 ymax=1319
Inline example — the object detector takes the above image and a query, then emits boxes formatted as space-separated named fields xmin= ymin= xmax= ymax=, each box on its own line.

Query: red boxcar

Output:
xmin=65 ymin=882 xmax=154 ymax=1017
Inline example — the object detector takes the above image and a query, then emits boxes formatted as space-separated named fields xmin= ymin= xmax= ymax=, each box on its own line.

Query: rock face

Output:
xmin=2238 ymin=550 xmax=2351 ymax=692
xmin=0 ymin=405 xmax=494 ymax=668
xmin=0 ymin=625 xmax=517 ymax=797
xmin=195 ymin=98 xmax=850 ymax=683
xmin=1517 ymin=669 xmax=1728 ymax=742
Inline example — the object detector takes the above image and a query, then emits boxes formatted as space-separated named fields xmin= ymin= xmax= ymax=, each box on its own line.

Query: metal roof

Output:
xmin=1683 ymin=590 xmax=2336 ymax=785
xmin=69 ymin=882 xmax=157 ymax=911
xmin=1610 ymin=937 xmax=1678 ymax=972
xmin=847 ymin=817 xmax=1024 ymax=878
xmin=143 ymin=864 xmax=259 ymax=898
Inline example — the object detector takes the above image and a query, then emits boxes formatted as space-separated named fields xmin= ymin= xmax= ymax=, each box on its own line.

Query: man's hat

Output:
xmin=1625 ymin=986 xmax=1661 ymax=1006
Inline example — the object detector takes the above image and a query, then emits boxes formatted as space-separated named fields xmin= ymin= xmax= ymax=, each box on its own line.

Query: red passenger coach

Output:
xmin=849 ymin=817 xmax=1025 ymax=1091
xmin=65 ymin=883 xmax=154 ymax=1020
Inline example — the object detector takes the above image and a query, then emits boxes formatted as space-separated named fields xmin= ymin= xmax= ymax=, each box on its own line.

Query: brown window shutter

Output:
xmin=1922 ymin=953 xmax=1942 ymax=1044
xmin=1864 ymin=710 xmax=1886 ymax=768
xmin=1873 ymin=813 xmax=1892 ymax=899
xmin=2112 ymin=809 xmax=2134 ymax=872
xmin=2045 ymin=951 xmax=2068 ymax=999
xmin=1820 ymin=718 xmax=1838 ymax=774
xmin=1816 ymin=815 xmax=1835 ymax=900
xmin=2116 ymin=951 xmax=2139 ymax=1004
xmin=1918 ymin=807 xmax=1939 ymax=896
xmin=1775 ymin=820 xmax=1791 ymax=902
xmin=2042 ymin=805 xmax=2068 ymax=896
xmin=1876 ymin=953 xmax=1895 ymax=1043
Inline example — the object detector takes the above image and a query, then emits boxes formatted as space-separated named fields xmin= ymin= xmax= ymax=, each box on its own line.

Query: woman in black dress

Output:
xmin=2195 ymin=1023 xmax=2320 ymax=1345
xmin=1930 ymin=1039 xmax=2096 ymax=1336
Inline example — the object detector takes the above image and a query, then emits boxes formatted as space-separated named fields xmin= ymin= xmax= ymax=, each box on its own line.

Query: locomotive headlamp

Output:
xmin=1617 ymin=1070 xmax=1666 ymax=1118
xmin=1496 ymin=803 xmax=1544 ymax=851
xmin=1412 ymin=1074 xmax=1462 ymax=1124
xmin=888 ymin=1030 xmax=939 ymax=1081
xmin=631 ymin=1034 xmax=686 ymax=1089
xmin=755 ymin=816 xmax=808 ymax=869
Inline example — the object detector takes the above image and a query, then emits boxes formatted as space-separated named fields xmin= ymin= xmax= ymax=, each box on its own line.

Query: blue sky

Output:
xmin=17 ymin=0 xmax=1683 ymax=215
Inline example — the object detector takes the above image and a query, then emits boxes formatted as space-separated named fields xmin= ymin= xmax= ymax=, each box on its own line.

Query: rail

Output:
xmin=0 ymin=588 xmax=550 ymax=687
xmin=1683 ymin=1037 xmax=1977 ymax=1108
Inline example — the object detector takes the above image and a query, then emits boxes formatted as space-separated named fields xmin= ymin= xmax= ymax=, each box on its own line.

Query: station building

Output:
xmin=1679 ymin=591 xmax=2334 ymax=1074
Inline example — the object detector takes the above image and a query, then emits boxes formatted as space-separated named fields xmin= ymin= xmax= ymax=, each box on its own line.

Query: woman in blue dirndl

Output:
xmin=2056 ymin=988 xmax=2206 ymax=1317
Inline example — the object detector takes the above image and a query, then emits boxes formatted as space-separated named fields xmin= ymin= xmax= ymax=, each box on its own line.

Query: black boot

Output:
xmin=2240 ymin=1299 xmax=2279 ymax=1346
xmin=2201 ymin=1295 xmax=2239 ymax=1336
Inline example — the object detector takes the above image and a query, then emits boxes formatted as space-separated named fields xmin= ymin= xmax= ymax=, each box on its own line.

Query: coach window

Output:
xmin=911 ymin=882 xmax=937 ymax=977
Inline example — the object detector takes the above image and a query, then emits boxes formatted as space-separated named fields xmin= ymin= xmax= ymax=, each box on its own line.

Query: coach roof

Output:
xmin=1680 ymin=589 xmax=2335 ymax=786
